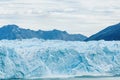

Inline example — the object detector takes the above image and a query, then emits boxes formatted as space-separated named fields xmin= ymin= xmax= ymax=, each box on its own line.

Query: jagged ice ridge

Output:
xmin=0 ymin=39 xmax=120 ymax=79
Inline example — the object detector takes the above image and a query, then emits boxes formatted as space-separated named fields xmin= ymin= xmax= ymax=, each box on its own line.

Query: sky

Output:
xmin=0 ymin=0 xmax=120 ymax=36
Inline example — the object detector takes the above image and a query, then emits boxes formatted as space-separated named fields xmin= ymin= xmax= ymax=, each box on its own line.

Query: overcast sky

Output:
xmin=0 ymin=0 xmax=120 ymax=36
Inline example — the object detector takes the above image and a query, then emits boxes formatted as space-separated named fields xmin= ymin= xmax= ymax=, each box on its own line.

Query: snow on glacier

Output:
xmin=0 ymin=38 xmax=120 ymax=79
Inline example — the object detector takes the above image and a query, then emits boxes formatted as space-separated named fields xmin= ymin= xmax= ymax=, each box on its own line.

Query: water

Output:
xmin=36 ymin=77 xmax=120 ymax=80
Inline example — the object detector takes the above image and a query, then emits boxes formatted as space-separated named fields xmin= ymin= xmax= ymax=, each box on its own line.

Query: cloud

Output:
xmin=0 ymin=0 xmax=119 ymax=36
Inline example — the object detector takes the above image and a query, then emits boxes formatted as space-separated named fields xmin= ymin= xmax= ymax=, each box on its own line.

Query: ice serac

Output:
xmin=0 ymin=39 xmax=120 ymax=79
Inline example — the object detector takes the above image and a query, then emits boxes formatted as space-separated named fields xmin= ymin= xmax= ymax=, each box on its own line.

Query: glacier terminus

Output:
xmin=0 ymin=39 xmax=120 ymax=79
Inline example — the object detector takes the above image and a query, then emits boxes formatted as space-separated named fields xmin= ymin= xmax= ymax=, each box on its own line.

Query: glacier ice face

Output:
xmin=0 ymin=39 xmax=120 ymax=79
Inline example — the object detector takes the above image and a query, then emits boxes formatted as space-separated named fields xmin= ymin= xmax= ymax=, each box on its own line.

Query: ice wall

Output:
xmin=0 ymin=39 xmax=120 ymax=79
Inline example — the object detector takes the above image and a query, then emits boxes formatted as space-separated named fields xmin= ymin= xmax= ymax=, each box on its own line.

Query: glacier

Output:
xmin=0 ymin=38 xmax=120 ymax=79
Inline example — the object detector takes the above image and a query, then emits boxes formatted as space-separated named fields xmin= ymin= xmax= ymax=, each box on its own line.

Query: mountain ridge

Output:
xmin=86 ymin=23 xmax=120 ymax=41
xmin=0 ymin=24 xmax=87 ymax=41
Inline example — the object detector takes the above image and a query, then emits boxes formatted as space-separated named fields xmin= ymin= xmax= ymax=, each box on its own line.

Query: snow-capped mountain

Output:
xmin=86 ymin=23 xmax=120 ymax=41
xmin=0 ymin=25 xmax=87 ymax=41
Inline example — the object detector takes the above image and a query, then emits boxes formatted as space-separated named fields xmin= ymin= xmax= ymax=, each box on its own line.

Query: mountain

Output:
xmin=86 ymin=23 xmax=120 ymax=41
xmin=0 ymin=24 xmax=87 ymax=41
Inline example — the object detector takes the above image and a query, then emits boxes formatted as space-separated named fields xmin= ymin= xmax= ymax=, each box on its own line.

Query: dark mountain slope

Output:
xmin=86 ymin=23 xmax=120 ymax=41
